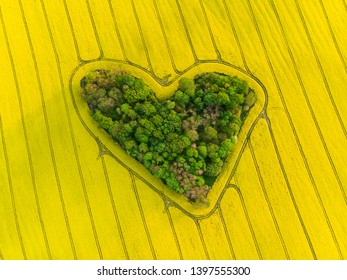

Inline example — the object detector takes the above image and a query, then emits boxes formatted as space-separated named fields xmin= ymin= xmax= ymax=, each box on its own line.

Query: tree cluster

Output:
xmin=80 ymin=69 xmax=256 ymax=203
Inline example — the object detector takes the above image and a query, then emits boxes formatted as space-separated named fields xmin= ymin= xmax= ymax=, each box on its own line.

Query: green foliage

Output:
xmin=179 ymin=77 xmax=196 ymax=96
xmin=173 ymin=90 xmax=190 ymax=107
xmin=205 ymin=158 xmax=224 ymax=177
xmin=80 ymin=70 xmax=255 ymax=203
xmin=207 ymin=143 xmax=219 ymax=159
xmin=92 ymin=110 xmax=113 ymax=130
xmin=186 ymin=147 xmax=199 ymax=158
xmin=197 ymin=144 xmax=207 ymax=158
xmin=218 ymin=139 xmax=234 ymax=158
xmin=203 ymin=126 xmax=218 ymax=142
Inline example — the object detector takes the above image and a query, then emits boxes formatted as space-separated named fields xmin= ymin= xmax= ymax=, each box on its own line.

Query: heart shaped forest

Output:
xmin=80 ymin=70 xmax=256 ymax=204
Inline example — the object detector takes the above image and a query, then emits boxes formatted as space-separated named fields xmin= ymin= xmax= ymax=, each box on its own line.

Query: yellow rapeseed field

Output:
xmin=0 ymin=0 xmax=346 ymax=260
